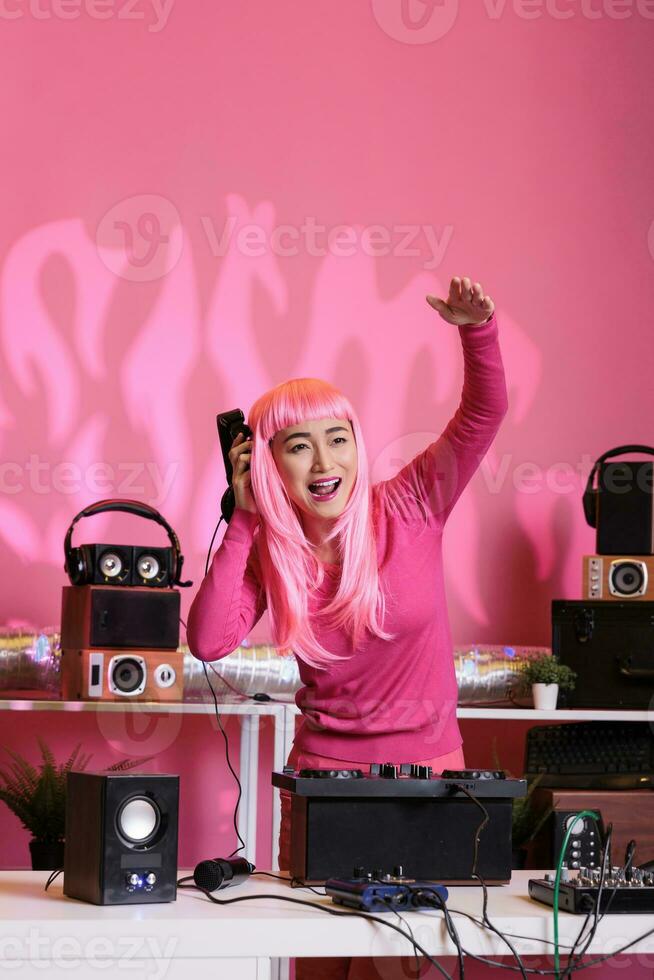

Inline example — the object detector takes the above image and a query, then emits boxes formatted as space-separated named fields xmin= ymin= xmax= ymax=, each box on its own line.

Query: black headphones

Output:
xmin=63 ymin=498 xmax=192 ymax=587
xmin=582 ymin=444 xmax=654 ymax=527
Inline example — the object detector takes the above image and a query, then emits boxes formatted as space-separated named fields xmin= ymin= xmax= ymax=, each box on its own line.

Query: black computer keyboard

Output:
xmin=525 ymin=722 xmax=654 ymax=789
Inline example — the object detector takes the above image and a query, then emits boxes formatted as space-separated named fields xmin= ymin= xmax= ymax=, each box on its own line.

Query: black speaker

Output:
xmin=289 ymin=796 xmax=513 ymax=882
xmin=597 ymin=462 xmax=653 ymax=555
xmin=64 ymin=772 xmax=179 ymax=905
xmin=529 ymin=803 xmax=604 ymax=871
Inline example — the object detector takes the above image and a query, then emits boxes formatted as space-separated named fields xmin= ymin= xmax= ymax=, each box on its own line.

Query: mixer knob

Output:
xmin=381 ymin=764 xmax=398 ymax=778
xmin=410 ymin=764 xmax=433 ymax=779
xmin=393 ymin=865 xmax=404 ymax=878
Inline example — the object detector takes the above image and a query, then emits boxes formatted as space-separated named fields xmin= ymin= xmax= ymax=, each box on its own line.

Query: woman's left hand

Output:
xmin=426 ymin=277 xmax=495 ymax=326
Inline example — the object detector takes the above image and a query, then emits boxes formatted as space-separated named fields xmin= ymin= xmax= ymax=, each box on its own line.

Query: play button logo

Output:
xmin=371 ymin=0 xmax=459 ymax=44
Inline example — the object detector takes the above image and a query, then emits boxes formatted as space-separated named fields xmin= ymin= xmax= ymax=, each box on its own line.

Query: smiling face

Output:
xmin=270 ymin=417 xmax=357 ymax=532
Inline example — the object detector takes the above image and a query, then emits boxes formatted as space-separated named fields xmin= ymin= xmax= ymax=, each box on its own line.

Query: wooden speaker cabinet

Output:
xmin=61 ymin=585 xmax=180 ymax=651
xmin=60 ymin=648 xmax=184 ymax=702
xmin=583 ymin=555 xmax=654 ymax=600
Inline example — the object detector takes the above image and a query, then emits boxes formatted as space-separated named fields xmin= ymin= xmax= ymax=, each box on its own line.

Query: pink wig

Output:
xmin=247 ymin=378 xmax=396 ymax=669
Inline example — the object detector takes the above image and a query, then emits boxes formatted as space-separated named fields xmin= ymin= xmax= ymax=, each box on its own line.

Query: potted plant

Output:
xmin=515 ymin=653 xmax=577 ymax=710
xmin=511 ymin=775 xmax=552 ymax=867
xmin=0 ymin=738 xmax=152 ymax=870
xmin=489 ymin=740 xmax=551 ymax=867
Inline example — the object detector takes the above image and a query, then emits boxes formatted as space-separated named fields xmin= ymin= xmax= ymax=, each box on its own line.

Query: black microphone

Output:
xmin=193 ymin=857 xmax=255 ymax=892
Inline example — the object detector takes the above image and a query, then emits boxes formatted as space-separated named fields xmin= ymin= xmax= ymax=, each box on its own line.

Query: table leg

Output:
xmin=271 ymin=707 xmax=286 ymax=872
xmin=270 ymin=957 xmax=290 ymax=980
xmin=238 ymin=712 xmax=259 ymax=865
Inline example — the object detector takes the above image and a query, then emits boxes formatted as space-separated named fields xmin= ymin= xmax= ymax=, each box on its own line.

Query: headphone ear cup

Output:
xmin=582 ymin=489 xmax=598 ymax=528
xmin=68 ymin=546 xmax=88 ymax=585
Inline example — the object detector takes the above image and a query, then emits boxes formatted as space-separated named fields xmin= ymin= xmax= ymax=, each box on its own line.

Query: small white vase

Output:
xmin=532 ymin=683 xmax=559 ymax=710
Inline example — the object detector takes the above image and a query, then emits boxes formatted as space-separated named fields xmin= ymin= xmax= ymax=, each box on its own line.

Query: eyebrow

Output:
xmin=282 ymin=426 xmax=349 ymax=444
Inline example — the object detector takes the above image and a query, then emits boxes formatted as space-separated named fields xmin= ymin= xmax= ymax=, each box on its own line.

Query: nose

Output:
xmin=311 ymin=442 xmax=335 ymax=472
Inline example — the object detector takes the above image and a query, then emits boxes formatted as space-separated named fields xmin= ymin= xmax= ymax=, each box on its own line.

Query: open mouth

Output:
xmin=307 ymin=478 xmax=342 ymax=501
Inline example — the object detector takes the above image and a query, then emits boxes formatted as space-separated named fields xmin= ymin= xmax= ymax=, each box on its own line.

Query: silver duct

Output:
xmin=183 ymin=641 xmax=550 ymax=705
xmin=0 ymin=630 xmax=549 ymax=706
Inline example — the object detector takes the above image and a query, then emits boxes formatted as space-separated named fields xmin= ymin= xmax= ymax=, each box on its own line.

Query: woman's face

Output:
xmin=271 ymin=417 xmax=357 ymax=521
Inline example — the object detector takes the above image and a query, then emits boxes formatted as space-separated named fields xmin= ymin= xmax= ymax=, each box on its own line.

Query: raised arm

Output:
xmin=186 ymin=508 xmax=267 ymax=662
xmin=378 ymin=277 xmax=509 ymax=529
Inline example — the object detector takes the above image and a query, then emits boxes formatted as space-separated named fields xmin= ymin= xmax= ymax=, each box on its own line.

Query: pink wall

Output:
xmin=2 ymin=3 xmax=654 ymax=974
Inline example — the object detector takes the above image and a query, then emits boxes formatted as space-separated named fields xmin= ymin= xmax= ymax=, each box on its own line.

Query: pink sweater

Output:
xmin=187 ymin=314 xmax=508 ymax=762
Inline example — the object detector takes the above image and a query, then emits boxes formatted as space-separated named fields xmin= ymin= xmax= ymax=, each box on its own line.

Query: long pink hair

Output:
xmin=247 ymin=378 xmax=396 ymax=669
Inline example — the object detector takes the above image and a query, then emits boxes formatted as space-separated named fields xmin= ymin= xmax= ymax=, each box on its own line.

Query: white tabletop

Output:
xmin=2 ymin=870 xmax=654 ymax=963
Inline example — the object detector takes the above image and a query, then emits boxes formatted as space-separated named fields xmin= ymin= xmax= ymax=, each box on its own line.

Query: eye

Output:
xmin=289 ymin=437 xmax=347 ymax=454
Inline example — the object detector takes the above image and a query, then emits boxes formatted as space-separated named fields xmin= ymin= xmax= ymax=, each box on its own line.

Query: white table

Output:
xmin=2 ymin=870 xmax=654 ymax=978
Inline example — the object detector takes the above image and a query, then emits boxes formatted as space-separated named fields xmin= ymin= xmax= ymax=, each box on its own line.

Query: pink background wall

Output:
xmin=2 ymin=2 xmax=654 ymax=973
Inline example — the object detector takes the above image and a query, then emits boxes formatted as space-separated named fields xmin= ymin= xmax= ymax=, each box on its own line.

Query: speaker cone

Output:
xmin=137 ymin=554 xmax=161 ymax=581
xmin=110 ymin=656 xmax=145 ymax=695
xmin=99 ymin=551 xmax=124 ymax=579
xmin=610 ymin=560 xmax=647 ymax=596
xmin=116 ymin=796 xmax=160 ymax=845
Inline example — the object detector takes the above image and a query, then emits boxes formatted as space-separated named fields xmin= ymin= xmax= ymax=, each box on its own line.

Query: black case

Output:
xmin=552 ymin=600 xmax=654 ymax=709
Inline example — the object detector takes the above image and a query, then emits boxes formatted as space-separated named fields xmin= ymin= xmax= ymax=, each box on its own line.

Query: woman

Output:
xmin=187 ymin=276 xmax=508 ymax=979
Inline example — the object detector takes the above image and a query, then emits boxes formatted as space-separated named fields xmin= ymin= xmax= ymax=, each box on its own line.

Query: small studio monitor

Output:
xmin=583 ymin=555 xmax=654 ymax=600
xmin=64 ymin=772 xmax=179 ymax=905
xmin=60 ymin=648 xmax=185 ymax=701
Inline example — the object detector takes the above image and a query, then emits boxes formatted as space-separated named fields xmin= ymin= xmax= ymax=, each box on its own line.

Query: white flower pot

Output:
xmin=532 ymin=683 xmax=559 ymax=710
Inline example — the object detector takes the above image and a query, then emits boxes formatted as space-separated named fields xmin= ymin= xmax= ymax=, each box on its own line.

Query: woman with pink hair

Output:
xmin=188 ymin=276 xmax=508 ymax=979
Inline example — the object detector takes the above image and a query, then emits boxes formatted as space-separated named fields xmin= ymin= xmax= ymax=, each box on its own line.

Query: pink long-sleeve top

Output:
xmin=187 ymin=314 xmax=508 ymax=762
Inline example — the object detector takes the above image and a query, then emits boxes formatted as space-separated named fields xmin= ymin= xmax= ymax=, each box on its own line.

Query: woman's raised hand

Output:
xmin=229 ymin=433 xmax=259 ymax=515
xmin=426 ymin=277 xmax=495 ymax=327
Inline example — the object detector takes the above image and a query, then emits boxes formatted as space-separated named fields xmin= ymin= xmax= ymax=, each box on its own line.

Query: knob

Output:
xmin=410 ymin=764 xmax=432 ymax=779
xmin=393 ymin=865 xmax=404 ymax=878
xmin=353 ymin=866 xmax=365 ymax=879
xmin=126 ymin=873 xmax=140 ymax=886
xmin=373 ymin=868 xmax=384 ymax=880
xmin=381 ymin=764 xmax=398 ymax=778
xmin=145 ymin=872 xmax=156 ymax=885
